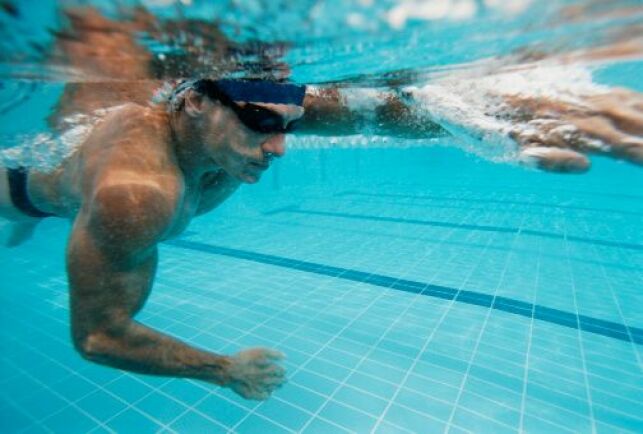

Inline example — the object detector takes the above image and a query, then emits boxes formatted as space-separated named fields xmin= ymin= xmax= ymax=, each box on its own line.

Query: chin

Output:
xmin=240 ymin=173 xmax=261 ymax=184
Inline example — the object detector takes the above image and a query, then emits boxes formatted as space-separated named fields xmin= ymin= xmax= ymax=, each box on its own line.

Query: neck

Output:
xmin=169 ymin=109 xmax=219 ymax=185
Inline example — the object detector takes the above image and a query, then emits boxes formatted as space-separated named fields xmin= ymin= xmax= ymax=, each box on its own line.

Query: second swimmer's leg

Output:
xmin=1 ymin=220 xmax=38 ymax=247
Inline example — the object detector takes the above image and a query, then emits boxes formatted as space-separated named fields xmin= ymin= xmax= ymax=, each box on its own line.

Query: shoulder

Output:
xmin=101 ymin=103 xmax=168 ymax=136
xmin=75 ymin=104 xmax=183 ymax=251
xmin=84 ymin=178 xmax=181 ymax=253
xmin=85 ymin=142 xmax=184 ymax=252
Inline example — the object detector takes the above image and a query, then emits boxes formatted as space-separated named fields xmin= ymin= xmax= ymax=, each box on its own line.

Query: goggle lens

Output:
xmin=233 ymin=103 xmax=300 ymax=134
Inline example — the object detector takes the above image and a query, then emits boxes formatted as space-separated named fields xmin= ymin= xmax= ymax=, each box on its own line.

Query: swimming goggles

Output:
xmin=193 ymin=79 xmax=306 ymax=134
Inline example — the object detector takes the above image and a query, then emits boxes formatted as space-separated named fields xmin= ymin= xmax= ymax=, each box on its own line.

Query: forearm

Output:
xmin=79 ymin=320 xmax=232 ymax=385
xmin=297 ymin=86 xmax=448 ymax=139
xmin=68 ymin=206 xmax=232 ymax=386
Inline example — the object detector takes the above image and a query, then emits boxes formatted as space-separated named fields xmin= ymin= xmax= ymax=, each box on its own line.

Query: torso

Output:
xmin=1 ymin=103 xmax=239 ymax=240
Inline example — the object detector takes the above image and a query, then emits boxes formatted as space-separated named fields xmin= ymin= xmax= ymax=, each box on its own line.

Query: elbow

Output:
xmin=72 ymin=325 xmax=121 ymax=365
xmin=72 ymin=331 xmax=104 ymax=362
xmin=70 ymin=306 xmax=133 ymax=365
xmin=71 ymin=317 xmax=132 ymax=365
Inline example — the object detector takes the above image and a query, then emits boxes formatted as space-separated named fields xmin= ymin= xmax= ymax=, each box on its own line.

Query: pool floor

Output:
xmin=1 ymin=147 xmax=642 ymax=433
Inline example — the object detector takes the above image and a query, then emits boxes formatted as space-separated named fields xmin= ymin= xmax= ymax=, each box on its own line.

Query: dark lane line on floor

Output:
xmin=337 ymin=191 xmax=643 ymax=217
xmin=346 ymin=185 xmax=643 ymax=202
xmin=252 ymin=214 xmax=641 ymax=272
xmin=166 ymin=239 xmax=643 ymax=346
xmin=274 ymin=208 xmax=642 ymax=251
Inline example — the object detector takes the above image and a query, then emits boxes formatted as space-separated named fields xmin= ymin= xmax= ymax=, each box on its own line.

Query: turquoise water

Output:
xmin=1 ymin=1 xmax=642 ymax=433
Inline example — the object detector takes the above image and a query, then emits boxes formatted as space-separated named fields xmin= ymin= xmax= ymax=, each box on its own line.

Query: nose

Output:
xmin=261 ymin=134 xmax=286 ymax=158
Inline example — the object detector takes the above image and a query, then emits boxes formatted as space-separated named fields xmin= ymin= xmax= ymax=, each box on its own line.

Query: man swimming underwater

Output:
xmin=1 ymin=7 xmax=642 ymax=401
xmin=1 ymin=77 xmax=320 ymax=399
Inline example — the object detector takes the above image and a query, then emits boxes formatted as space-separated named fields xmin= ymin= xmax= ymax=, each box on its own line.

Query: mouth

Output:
xmin=248 ymin=161 xmax=269 ymax=170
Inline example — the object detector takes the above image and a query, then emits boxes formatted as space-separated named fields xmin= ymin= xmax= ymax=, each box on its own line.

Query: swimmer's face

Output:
xmin=200 ymin=100 xmax=302 ymax=183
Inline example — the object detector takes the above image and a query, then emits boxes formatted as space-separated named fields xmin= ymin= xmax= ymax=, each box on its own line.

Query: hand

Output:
xmin=225 ymin=348 xmax=286 ymax=400
xmin=506 ymin=88 xmax=643 ymax=173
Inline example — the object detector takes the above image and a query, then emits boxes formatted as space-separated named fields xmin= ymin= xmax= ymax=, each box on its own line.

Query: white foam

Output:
xmin=342 ymin=87 xmax=387 ymax=122
xmin=0 ymin=105 xmax=125 ymax=171
xmin=405 ymin=63 xmax=612 ymax=162
xmin=286 ymin=133 xmax=440 ymax=151
xmin=386 ymin=0 xmax=533 ymax=29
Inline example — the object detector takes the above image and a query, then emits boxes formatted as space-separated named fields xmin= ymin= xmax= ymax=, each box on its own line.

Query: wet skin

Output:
xmin=63 ymin=95 xmax=299 ymax=399
xmin=0 ymin=92 xmax=300 ymax=399
xmin=2 ymin=5 xmax=643 ymax=401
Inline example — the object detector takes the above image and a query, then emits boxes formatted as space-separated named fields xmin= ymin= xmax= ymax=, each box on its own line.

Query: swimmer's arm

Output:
xmin=297 ymin=86 xmax=448 ymax=139
xmin=67 ymin=184 xmax=234 ymax=385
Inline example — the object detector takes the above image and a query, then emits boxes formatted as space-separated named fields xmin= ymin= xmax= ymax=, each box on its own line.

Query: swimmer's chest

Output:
xmin=163 ymin=188 xmax=200 ymax=240
xmin=163 ymin=172 xmax=236 ymax=240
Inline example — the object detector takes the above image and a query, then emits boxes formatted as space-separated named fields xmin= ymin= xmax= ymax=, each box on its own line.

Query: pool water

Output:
xmin=1 ymin=1 xmax=642 ymax=433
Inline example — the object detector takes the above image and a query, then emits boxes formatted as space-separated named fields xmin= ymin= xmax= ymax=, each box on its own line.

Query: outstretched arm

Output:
xmin=67 ymin=182 xmax=284 ymax=400
xmin=298 ymin=86 xmax=448 ymax=139
xmin=297 ymin=81 xmax=643 ymax=173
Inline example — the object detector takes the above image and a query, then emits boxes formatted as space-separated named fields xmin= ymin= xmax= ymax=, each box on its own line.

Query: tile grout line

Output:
xmin=564 ymin=234 xmax=597 ymax=434
xmin=369 ymin=212 xmax=497 ymax=433
xmin=518 ymin=230 xmax=542 ymax=433
xmin=444 ymin=218 xmax=527 ymax=434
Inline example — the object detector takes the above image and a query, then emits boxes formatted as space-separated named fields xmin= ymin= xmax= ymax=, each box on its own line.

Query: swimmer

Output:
xmin=1 ymin=6 xmax=642 ymax=401
xmin=41 ymin=5 xmax=643 ymax=174
xmin=0 ymin=78 xmax=305 ymax=400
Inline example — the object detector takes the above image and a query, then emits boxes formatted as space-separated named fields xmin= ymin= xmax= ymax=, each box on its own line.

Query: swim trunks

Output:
xmin=7 ymin=167 xmax=55 ymax=218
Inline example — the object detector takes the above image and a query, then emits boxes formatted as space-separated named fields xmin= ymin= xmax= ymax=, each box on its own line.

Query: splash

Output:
xmin=0 ymin=105 xmax=125 ymax=171
xmin=0 ymin=62 xmax=620 ymax=171
xmin=386 ymin=0 xmax=533 ymax=29
xmin=288 ymin=61 xmax=617 ymax=168
xmin=405 ymin=62 xmax=612 ymax=163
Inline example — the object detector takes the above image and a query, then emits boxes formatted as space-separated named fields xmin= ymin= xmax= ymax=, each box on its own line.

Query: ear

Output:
xmin=184 ymin=89 xmax=205 ymax=118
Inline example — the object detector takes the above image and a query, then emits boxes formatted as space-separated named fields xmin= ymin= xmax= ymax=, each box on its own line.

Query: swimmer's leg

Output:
xmin=0 ymin=219 xmax=38 ymax=247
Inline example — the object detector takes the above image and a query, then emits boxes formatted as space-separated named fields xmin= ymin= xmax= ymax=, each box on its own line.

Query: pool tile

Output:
xmin=20 ymin=389 xmax=69 ymax=421
xmin=195 ymin=393 xmax=247 ymax=427
xmin=135 ymin=392 xmax=188 ymax=425
xmin=256 ymin=398 xmax=312 ymax=431
xmin=301 ymin=416 xmax=352 ymax=433
xmin=344 ymin=371 xmax=398 ymax=400
xmin=272 ymin=383 xmax=327 ymax=413
xmin=234 ymin=414 xmax=291 ymax=434
xmin=159 ymin=379 xmax=210 ymax=406
xmin=169 ymin=410 xmax=227 ymax=433
xmin=0 ymin=401 xmax=34 ymax=433
xmin=103 ymin=376 xmax=154 ymax=404
xmin=304 ymin=357 xmax=352 ymax=382
xmin=394 ymin=388 xmax=452 ymax=422
xmin=334 ymin=385 xmax=389 ymax=416
xmin=106 ymin=408 xmax=164 ymax=433
xmin=452 ymin=406 xmax=518 ymax=434
xmin=43 ymin=406 xmax=98 ymax=432
xmin=319 ymin=401 xmax=377 ymax=432
xmin=50 ymin=374 xmax=96 ymax=402
xmin=382 ymin=403 xmax=446 ymax=433
xmin=292 ymin=370 xmax=340 ymax=396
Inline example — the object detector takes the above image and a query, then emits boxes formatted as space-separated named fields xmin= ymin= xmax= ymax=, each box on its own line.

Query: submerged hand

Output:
xmin=225 ymin=348 xmax=286 ymax=400
xmin=506 ymin=89 xmax=643 ymax=173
